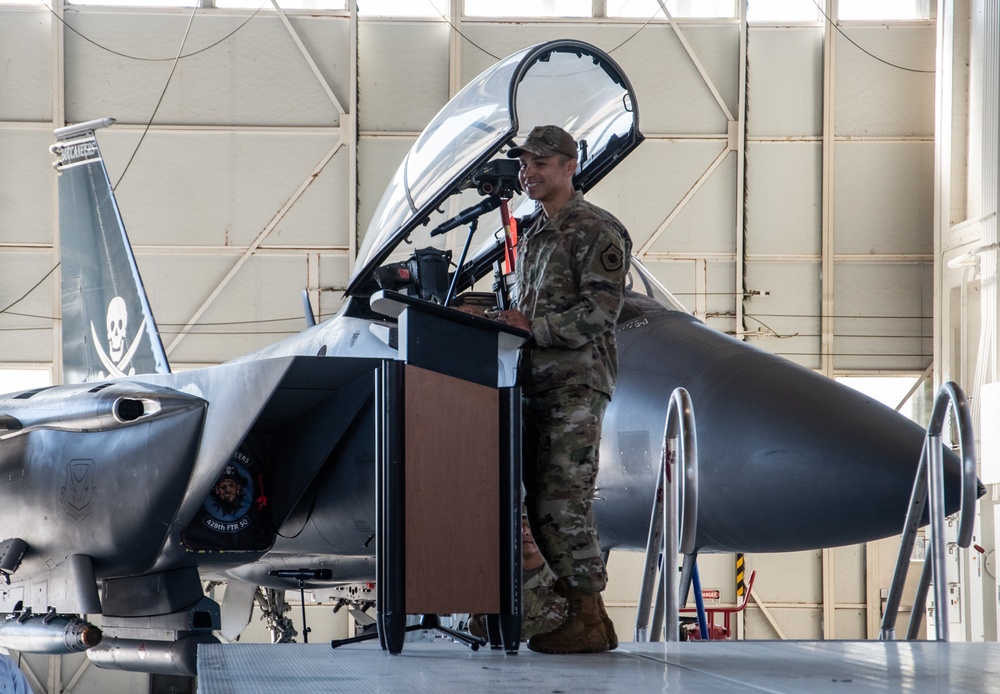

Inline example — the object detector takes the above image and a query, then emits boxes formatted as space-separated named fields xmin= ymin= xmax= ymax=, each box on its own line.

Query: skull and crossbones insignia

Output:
xmin=107 ymin=296 xmax=127 ymax=362
xmin=89 ymin=296 xmax=147 ymax=378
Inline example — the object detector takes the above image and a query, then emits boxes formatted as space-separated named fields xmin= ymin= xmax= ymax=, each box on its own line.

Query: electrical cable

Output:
xmin=605 ymin=7 xmax=663 ymax=55
xmin=743 ymin=313 xmax=799 ymax=339
xmin=425 ymin=0 xmax=661 ymax=59
xmin=2 ymin=3 xmax=266 ymax=327
xmin=40 ymin=0 xmax=266 ymax=62
xmin=113 ymin=5 xmax=198 ymax=190
xmin=811 ymin=0 xmax=934 ymax=74
xmin=0 ymin=265 xmax=60 ymax=316
xmin=0 ymin=306 xmax=344 ymax=327
xmin=425 ymin=0 xmax=500 ymax=60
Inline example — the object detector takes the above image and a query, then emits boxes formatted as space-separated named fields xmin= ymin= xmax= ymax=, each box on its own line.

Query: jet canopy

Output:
xmin=346 ymin=39 xmax=644 ymax=300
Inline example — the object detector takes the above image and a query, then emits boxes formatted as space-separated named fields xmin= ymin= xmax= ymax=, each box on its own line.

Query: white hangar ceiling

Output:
xmin=0 ymin=2 xmax=939 ymax=379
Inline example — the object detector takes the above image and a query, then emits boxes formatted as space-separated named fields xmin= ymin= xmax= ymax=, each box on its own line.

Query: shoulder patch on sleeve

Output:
xmin=601 ymin=242 xmax=625 ymax=273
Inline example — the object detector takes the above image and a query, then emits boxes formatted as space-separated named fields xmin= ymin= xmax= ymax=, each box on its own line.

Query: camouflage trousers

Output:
xmin=523 ymin=385 xmax=610 ymax=594
xmin=522 ymin=562 xmax=568 ymax=639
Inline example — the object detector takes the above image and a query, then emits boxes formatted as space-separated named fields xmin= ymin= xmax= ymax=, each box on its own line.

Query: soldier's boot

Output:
xmin=467 ymin=614 xmax=487 ymax=639
xmin=596 ymin=593 xmax=618 ymax=650
xmin=527 ymin=585 xmax=608 ymax=654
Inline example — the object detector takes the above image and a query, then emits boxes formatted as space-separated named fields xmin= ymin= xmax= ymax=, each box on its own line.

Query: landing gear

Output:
xmin=254 ymin=588 xmax=297 ymax=643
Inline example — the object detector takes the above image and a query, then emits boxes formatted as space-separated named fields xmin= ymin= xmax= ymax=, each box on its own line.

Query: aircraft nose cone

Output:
xmin=601 ymin=309 xmax=970 ymax=554
xmin=689 ymin=348 xmax=956 ymax=552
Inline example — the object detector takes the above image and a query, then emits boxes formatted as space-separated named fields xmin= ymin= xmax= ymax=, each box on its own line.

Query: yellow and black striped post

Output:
xmin=736 ymin=553 xmax=746 ymax=600
xmin=735 ymin=553 xmax=747 ymax=639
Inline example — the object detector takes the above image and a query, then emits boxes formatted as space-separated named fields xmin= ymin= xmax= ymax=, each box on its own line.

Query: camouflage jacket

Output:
xmin=515 ymin=192 xmax=631 ymax=397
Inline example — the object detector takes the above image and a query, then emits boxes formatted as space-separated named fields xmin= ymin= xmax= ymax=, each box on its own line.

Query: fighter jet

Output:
xmin=0 ymin=39 xmax=971 ymax=675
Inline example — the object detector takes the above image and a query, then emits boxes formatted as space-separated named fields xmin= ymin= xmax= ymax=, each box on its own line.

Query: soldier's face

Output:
xmin=518 ymin=153 xmax=575 ymax=205
xmin=521 ymin=518 xmax=545 ymax=571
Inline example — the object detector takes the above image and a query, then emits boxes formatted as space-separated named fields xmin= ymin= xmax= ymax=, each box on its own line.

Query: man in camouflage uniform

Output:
xmin=469 ymin=518 xmax=567 ymax=641
xmin=522 ymin=563 xmax=568 ymax=638
xmin=521 ymin=516 xmax=568 ymax=639
xmin=498 ymin=125 xmax=631 ymax=654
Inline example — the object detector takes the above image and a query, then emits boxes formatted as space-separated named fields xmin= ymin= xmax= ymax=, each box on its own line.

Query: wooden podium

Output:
xmin=369 ymin=290 xmax=529 ymax=654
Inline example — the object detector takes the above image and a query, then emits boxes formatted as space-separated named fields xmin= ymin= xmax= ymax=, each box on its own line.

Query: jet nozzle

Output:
xmin=0 ymin=614 xmax=102 ymax=654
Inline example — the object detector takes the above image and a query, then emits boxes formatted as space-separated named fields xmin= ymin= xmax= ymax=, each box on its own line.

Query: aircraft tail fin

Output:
xmin=52 ymin=118 xmax=171 ymax=384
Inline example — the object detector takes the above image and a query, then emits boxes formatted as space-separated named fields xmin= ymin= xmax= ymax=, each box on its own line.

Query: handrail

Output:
xmin=879 ymin=381 xmax=977 ymax=641
xmin=634 ymin=387 xmax=698 ymax=642
xmin=680 ymin=570 xmax=756 ymax=640
xmin=669 ymin=387 xmax=700 ymax=556
xmin=927 ymin=382 xmax=978 ymax=547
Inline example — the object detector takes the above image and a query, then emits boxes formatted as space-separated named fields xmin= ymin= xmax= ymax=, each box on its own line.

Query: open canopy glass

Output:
xmin=346 ymin=40 xmax=644 ymax=300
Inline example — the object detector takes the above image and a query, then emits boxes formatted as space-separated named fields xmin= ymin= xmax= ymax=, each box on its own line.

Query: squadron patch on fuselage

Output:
xmin=181 ymin=438 xmax=273 ymax=552
xmin=202 ymin=456 xmax=254 ymax=533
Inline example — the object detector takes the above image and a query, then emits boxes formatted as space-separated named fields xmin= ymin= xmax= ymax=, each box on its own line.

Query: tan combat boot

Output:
xmin=527 ymin=584 xmax=608 ymax=654
xmin=467 ymin=614 xmax=487 ymax=639
xmin=596 ymin=593 xmax=618 ymax=650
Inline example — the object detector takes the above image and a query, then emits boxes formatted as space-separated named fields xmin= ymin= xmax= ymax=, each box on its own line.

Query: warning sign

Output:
xmin=702 ymin=588 xmax=721 ymax=606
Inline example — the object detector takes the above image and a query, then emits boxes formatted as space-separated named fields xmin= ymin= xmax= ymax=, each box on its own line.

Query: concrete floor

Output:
xmin=198 ymin=637 xmax=1000 ymax=693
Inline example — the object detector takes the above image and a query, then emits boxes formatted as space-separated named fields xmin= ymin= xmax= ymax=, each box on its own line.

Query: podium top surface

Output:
xmin=370 ymin=290 xmax=531 ymax=345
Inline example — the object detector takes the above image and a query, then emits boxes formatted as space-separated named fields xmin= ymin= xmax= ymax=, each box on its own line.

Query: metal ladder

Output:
xmin=633 ymin=387 xmax=699 ymax=643
xmin=879 ymin=382 xmax=978 ymax=641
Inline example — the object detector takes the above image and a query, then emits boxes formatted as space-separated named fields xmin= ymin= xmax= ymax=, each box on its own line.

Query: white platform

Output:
xmin=197 ymin=638 xmax=1000 ymax=693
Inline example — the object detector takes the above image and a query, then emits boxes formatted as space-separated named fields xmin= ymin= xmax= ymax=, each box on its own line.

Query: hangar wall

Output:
xmin=0 ymin=5 xmax=935 ymax=375
xmin=938 ymin=0 xmax=1000 ymax=646
xmin=0 ymin=1 xmax=961 ymax=690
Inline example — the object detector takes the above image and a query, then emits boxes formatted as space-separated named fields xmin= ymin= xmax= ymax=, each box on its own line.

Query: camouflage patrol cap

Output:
xmin=507 ymin=125 xmax=578 ymax=159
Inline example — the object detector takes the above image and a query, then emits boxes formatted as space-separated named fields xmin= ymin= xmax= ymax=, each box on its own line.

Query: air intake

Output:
xmin=115 ymin=399 xmax=144 ymax=422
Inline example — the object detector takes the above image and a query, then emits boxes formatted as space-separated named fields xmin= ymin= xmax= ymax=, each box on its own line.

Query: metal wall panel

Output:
xmin=582 ymin=25 xmax=737 ymax=135
xmin=834 ymin=543 xmax=866 ymax=604
xmin=619 ymin=257 xmax=737 ymax=336
xmin=358 ymin=21 xmax=451 ymax=132
xmin=642 ymin=259 xmax=698 ymax=309
xmin=135 ymin=252 xmax=318 ymax=363
xmin=64 ymin=12 xmax=349 ymax=127
xmin=746 ymin=142 xmax=822 ymax=256
xmin=835 ymin=26 xmax=936 ymax=138
xmin=745 ymin=261 xmax=822 ymax=368
xmin=834 ymin=608 xmax=867 ymax=637
xmin=653 ymin=150 xmax=737 ymax=255
xmin=746 ymin=606 xmax=823 ymax=639
xmin=19 ymin=651 xmax=150 ymax=694
xmin=587 ymin=139 xmax=731 ymax=258
xmin=749 ymin=550 xmax=823 ymax=604
xmin=834 ymin=141 xmax=934 ymax=255
xmin=0 ymin=253 xmax=55 ymax=362
xmin=747 ymin=27 xmax=823 ymax=138
xmin=356 ymin=136 xmax=415 ymax=247
xmin=97 ymin=130 xmax=348 ymax=248
xmin=833 ymin=262 xmax=933 ymax=371
xmin=127 ymin=252 xmax=226 ymax=325
xmin=317 ymin=253 xmax=351 ymax=313
xmin=0 ymin=130 xmax=56 ymax=244
xmin=0 ymin=9 xmax=53 ymax=123
xmin=615 ymin=142 xmax=737 ymax=255
xmin=0 ymin=11 xmax=940 ymax=378
xmin=704 ymin=259 xmax=737 ymax=326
